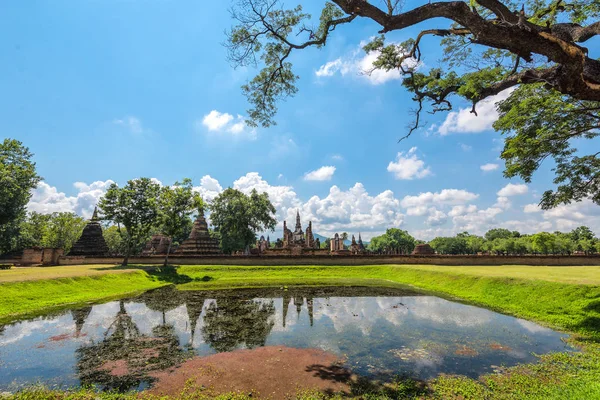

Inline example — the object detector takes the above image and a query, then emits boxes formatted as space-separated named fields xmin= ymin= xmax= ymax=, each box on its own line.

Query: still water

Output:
xmin=0 ymin=285 xmax=571 ymax=392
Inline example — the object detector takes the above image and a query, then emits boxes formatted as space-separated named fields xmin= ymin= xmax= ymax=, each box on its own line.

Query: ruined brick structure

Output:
xmin=281 ymin=211 xmax=318 ymax=249
xmin=256 ymin=235 xmax=270 ymax=253
xmin=141 ymin=234 xmax=173 ymax=256
xmin=174 ymin=213 xmax=222 ymax=255
xmin=68 ymin=207 xmax=109 ymax=256
xmin=412 ymin=243 xmax=435 ymax=255
xmin=21 ymin=247 xmax=63 ymax=266
xmin=349 ymin=233 xmax=366 ymax=254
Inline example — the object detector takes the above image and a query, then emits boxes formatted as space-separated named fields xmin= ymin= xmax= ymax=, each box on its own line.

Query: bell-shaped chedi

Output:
xmin=68 ymin=207 xmax=109 ymax=256
xmin=174 ymin=212 xmax=222 ymax=255
xmin=412 ymin=243 xmax=435 ymax=255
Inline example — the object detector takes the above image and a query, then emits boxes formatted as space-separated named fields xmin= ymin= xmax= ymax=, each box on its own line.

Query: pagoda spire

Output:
xmin=295 ymin=209 xmax=302 ymax=231
xmin=91 ymin=206 xmax=99 ymax=222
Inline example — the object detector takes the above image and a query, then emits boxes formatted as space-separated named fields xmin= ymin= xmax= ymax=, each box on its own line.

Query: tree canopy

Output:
xmin=210 ymin=188 xmax=277 ymax=253
xmin=368 ymin=228 xmax=416 ymax=254
xmin=227 ymin=0 xmax=600 ymax=209
xmin=158 ymin=178 xmax=204 ymax=265
xmin=0 ymin=139 xmax=41 ymax=227
xmin=99 ymin=178 xmax=162 ymax=265
xmin=0 ymin=211 xmax=86 ymax=254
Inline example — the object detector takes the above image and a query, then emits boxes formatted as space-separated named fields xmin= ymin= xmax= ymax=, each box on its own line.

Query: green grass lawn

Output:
xmin=1 ymin=264 xmax=600 ymax=399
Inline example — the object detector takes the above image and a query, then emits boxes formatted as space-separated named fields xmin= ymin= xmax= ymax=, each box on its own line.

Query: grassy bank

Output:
xmin=1 ymin=264 xmax=600 ymax=399
xmin=0 ymin=269 xmax=168 ymax=323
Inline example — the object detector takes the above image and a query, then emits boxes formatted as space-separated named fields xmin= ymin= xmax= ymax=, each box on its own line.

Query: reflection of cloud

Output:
xmin=315 ymin=297 xmax=409 ymax=335
xmin=408 ymin=297 xmax=493 ymax=327
xmin=515 ymin=318 xmax=554 ymax=334
xmin=0 ymin=318 xmax=67 ymax=346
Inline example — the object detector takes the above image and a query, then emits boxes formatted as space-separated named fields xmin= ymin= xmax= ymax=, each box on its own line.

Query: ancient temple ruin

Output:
xmin=68 ymin=208 xmax=109 ymax=256
xmin=141 ymin=234 xmax=172 ymax=256
xmin=349 ymin=233 xmax=366 ymax=254
xmin=412 ymin=243 xmax=435 ymax=255
xmin=281 ymin=211 xmax=319 ymax=249
xmin=173 ymin=212 xmax=222 ymax=256
xmin=256 ymin=235 xmax=271 ymax=252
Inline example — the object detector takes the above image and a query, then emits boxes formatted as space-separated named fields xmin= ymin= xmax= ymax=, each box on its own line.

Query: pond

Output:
xmin=0 ymin=285 xmax=572 ymax=394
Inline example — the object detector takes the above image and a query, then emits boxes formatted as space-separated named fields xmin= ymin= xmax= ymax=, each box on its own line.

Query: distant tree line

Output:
xmin=364 ymin=227 xmax=600 ymax=256
xmin=427 ymin=227 xmax=599 ymax=255
xmin=0 ymin=174 xmax=278 ymax=266
xmin=0 ymin=211 xmax=87 ymax=254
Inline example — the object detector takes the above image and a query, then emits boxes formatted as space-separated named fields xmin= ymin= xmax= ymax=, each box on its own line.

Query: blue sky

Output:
xmin=2 ymin=0 xmax=599 ymax=240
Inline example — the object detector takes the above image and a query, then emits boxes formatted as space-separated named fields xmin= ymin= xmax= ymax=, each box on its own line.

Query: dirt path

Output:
xmin=147 ymin=346 xmax=354 ymax=399
xmin=0 ymin=265 xmax=137 ymax=283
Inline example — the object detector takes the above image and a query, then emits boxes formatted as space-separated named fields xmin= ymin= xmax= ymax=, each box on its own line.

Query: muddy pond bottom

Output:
xmin=0 ymin=286 xmax=572 ymax=393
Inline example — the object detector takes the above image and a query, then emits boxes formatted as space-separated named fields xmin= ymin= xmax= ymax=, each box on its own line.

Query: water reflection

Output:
xmin=0 ymin=286 xmax=572 ymax=392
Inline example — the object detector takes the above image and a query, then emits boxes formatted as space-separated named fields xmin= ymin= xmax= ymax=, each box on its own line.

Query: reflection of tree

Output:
xmin=139 ymin=285 xmax=185 ymax=325
xmin=76 ymin=298 xmax=189 ymax=392
xmin=201 ymin=298 xmax=275 ymax=352
xmin=105 ymin=300 xmax=140 ymax=340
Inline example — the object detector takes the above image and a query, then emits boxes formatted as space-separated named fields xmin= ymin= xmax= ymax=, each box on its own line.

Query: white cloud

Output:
xmin=315 ymin=41 xmax=419 ymax=85
xmin=480 ymin=163 xmax=499 ymax=172
xmin=406 ymin=206 xmax=429 ymax=217
xmin=113 ymin=116 xmax=144 ymax=134
xmin=497 ymin=183 xmax=528 ymax=197
xmin=227 ymin=173 xmax=405 ymax=239
xmin=426 ymin=208 xmax=448 ymax=226
xmin=523 ymin=203 xmax=541 ymax=213
xmin=448 ymin=205 xmax=478 ymax=217
xmin=315 ymin=58 xmax=346 ymax=77
xmin=460 ymin=144 xmax=472 ymax=152
xmin=401 ymin=189 xmax=479 ymax=209
xmin=304 ymin=166 xmax=336 ymax=182
xmin=494 ymin=196 xmax=512 ymax=210
xmin=233 ymin=173 xmax=301 ymax=222
xmin=451 ymin=206 xmax=504 ymax=233
xmin=27 ymin=180 xmax=115 ymax=218
xmin=387 ymin=147 xmax=432 ymax=180
xmin=500 ymin=219 xmax=553 ymax=234
xmin=331 ymin=154 xmax=344 ymax=161
xmin=539 ymin=199 xmax=600 ymax=233
xmin=438 ymin=89 xmax=513 ymax=135
xmin=193 ymin=175 xmax=223 ymax=203
xmin=299 ymin=183 xmax=405 ymax=238
xmin=201 ymin=110 xmax=233 ymax=131
xmin=199 ymin=110 xmax=256 ymax=139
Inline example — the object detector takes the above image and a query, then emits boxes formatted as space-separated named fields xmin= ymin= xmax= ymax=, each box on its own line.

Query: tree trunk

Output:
xmin=122 ymin=238 xmax=132 ymax=266
xmin=163 ymin=241 xmax=172 ymax=267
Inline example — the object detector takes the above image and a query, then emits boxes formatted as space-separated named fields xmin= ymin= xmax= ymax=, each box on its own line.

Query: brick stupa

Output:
xmin=412 ymin=243 xmax=435 ymax=255
xmin=174 ymin=212 xmax=222 ymax=256
xmin=68 ymin=207 xmax=109 ymax=256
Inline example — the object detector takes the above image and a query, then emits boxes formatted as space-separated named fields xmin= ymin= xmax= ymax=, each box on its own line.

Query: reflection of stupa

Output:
xmin=185 ymin=294 xmax=205 ymax=345
xmin=281 ymin=294 xmax=314 ymax=327
xmin=71 ymin=306 xmax=93 ymax=337
xmin=294 ymin=297 xmax=304 ymax=318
